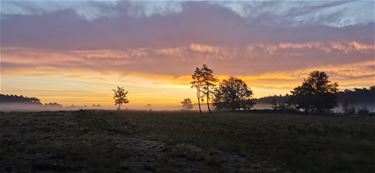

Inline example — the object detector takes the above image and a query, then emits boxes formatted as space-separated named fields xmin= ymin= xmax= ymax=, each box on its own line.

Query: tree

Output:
xmin=113 ymin=86 xmax=129 ymax=110
xmin=181 ymin=98 xmax=193 ymax=110
xmin=191 ymin=64 xmax=218 ymax=113
xmin=146 ymin=104 xmax=152 ymax=112
xmin=213 ymin=77 xmax=255 ymax=111
xmin=191 ymin=67 xmax=204 ymax=113
xmin=200 ymin=64 xmax=218 ymax=113
xmin=289 ymin=71 xmax=338 ymax=113
xmin=270 ymin=94 xmax=292 ymax=111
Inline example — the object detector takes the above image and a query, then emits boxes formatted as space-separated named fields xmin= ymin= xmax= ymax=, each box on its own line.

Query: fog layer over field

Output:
xmin=1 ymin=103 xmax=374 ymax=113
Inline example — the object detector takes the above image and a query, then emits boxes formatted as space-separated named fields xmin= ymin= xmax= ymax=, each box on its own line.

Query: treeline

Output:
xmin=255 ymin=95 xmax=290 ymax=105
xmin=337 ymin=87 xmax=375 ymax=105
xmin=188 ymin=65 xmax=373 ymax=115
xmin=189 ymin=65 xmax=342 ymax=114
xmin=0 ymin=94 xmax=63 ymax=108
xmin=113 ymin=64 xmax=372 ymax=115
xmin=0 ymin=94 xmax=106 ymax=112
xmin=0 ymin=94 xmax=42 ymax=104
xmin=256 ymin=86 xmax=375 ymax=105
xmin=255 ymin=86 xmax=375 ymax=115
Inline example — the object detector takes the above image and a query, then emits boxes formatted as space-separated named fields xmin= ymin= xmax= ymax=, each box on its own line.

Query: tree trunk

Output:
xmin=206 ymin=91 xmax=211 ymax=113
xmin=197 ymin=89 xmax=202 ymax=113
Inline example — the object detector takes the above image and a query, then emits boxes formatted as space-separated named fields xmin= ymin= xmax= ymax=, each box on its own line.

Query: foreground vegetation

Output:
xmin=1 ymin=110 xmax=374 ymax=173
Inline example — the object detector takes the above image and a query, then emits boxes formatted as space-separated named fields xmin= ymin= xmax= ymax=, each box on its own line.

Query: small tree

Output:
xmin=289 ymin=71 xmax=338 ymax=113
xmin=146 ymin=104 xmax=152 ymax=112
xmin=113 ymin=86 xmax=129 ymax=110
xmin=213 ymin=77 xmax=255 ymax=111
xmin=181 ymin=98 xmax=193 ymax=110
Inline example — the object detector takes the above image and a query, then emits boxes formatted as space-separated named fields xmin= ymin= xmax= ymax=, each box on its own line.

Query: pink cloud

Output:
xmin=1 ymin=41 xmax=373 ymax=77
xmin=189 ymin=44 xmax=219 ymax=54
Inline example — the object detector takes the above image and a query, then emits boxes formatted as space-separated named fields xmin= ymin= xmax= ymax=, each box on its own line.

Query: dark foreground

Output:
xmin=0 ymin=111 xmax=374 ymax=173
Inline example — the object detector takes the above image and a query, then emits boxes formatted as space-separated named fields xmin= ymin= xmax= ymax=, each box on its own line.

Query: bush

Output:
xmin=357 ymin=107 xmax=369 ymax=116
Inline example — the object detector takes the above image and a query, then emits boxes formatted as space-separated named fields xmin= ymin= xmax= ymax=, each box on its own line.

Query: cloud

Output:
xmin=2 ymin=1 xmax=374 ymax=51
xmin=189 ymin=44 xmax=219 ymax=54
xmin=1 ymin=0 xmax=120 ymax=21
xmin=247 ymin=41 xmax=375 ymax=54
xmin=2 ymin=0 xmax=373 ymax=27
xmin=212 ymin=0 xmax=374 ymax=27
xmin=1 ymin=41 xmax=373 ymax=77
xmin=2 ymin=44 xmax=373 ymax=105
xmin=1 ymin=0 xmax=184 ymax=20
xmin=2 ymin=51 xmax=372 ymax=100
xmin=330 ymin=41 xmax=375 ymax=53
xmin=127 ymin=1 xmax=183 ymax=17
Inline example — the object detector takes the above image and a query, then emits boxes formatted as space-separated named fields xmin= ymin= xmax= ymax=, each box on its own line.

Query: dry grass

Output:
xmin=1 ymin=110 xmax=374 ymax=172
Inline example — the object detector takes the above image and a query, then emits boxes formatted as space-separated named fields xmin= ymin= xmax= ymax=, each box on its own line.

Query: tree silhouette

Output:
xmin=44 ymin=102 xmax=63 ymax=108
xmin=113 ymin=86 xmax=129 ymax=110
xmin=146 ymin=104 xmax=152 ymax=112
xmin=289 ymin=71 xmax=338 ymax=113
xmin=191 ymin=67 xmax=204 ymax=113
xmin=270 ymin=95 xmax=291 ymax=111
xmin=200 ymin=64 xmax=218 ymax=113
xmin=191 ymin=64 xmax=218 ymax=113
xmin=181 ymin=98 xmax=193 ymax=110
xmin=213 ymin=77 xmax=254 ymax=111
xmin=0 ymin=94 xmax=42 ymax=105
xmin=337 ymin=86 xmax=375 ymax=105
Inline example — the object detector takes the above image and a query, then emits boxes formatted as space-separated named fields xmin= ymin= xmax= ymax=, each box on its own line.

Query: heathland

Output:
xmin=1 ymin=110 xmax=374 ymax=173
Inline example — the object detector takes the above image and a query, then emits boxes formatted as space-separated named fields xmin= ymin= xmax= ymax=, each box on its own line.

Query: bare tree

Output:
xmin=113 ymin=86 xmax=129 ymax=110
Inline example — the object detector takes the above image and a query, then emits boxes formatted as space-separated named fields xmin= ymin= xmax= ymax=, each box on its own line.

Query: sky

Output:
xmin=0 ymin=0 xmax=374 ymax=109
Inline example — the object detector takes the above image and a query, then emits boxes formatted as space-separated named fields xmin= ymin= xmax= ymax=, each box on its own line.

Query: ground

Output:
xmin=0 ymin=110 xmax=374 ymax=173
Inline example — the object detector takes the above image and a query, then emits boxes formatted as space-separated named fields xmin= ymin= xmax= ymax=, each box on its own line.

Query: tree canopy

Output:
xmin=191 ymin=64 xmax=218 ymax=113
xmin=213 ymin=77 xmax=255 ymax=111
xmin=289 ymin=71 xmax=338 ymax=113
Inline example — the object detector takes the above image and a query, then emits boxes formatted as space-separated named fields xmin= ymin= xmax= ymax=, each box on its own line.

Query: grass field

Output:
xmin=1 ymin=110 xmax=374 ymax=173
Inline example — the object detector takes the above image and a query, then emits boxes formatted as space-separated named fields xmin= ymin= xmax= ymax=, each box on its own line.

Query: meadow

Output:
xmin=1 ymin=110 xmax=374 ymax=173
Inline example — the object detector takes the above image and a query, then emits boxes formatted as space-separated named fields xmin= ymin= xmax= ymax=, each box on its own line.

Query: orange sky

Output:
xmin=1 ymin=58 xmax=374 ymax=108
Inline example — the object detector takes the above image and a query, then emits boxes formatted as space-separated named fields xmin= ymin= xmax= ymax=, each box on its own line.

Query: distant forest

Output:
xmin=0 ymin=94 xmax=62 ymax=107
xmin=0 ymin=94 xmax=42 ymax=104
xmin=255 ymin=86 xmax=375 ymax=105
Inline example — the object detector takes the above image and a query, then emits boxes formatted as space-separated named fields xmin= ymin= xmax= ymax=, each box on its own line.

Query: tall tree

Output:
xmin=191 ymin=67 xmax=203 ymax=113
xmin=213 ymin=77 xmax=255 ymax=111
xmin=200 ymin=64 xmax=218 ymax=113
xmin=289 ymin=71 xmax=338 ymax=113
xmin=113 ymin=86 xmax=129 ymax=110
xmin=191 ymin=64 xmax=218 ymax=113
